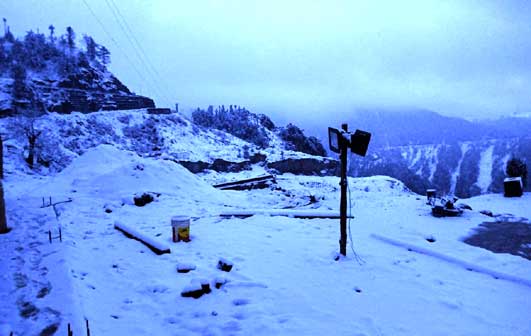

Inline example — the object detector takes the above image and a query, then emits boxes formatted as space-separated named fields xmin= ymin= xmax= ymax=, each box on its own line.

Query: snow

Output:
xmin=476 ymin=144 xmax=494 ymax=193
xmin=2 ymin=144 xmax=531 ymax=335
xmin=450 ymin=142 xmax=470 ymax=195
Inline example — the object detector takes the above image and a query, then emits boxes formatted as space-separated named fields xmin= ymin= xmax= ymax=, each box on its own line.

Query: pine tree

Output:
xmin=506 ymin=157 xmax=528 ymax=187
xmin=66 ymin=26 xmax=75 ymax=54
xmin=97 ymin=45 xmax=110 ymax=67
xmin=83 ymin=35 xmax=97 ymax=61
xmin=48 ymin=24 xmax=55 ymax=43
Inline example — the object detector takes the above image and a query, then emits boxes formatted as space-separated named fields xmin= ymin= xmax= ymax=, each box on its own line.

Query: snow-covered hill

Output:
xmin=1 ymin=144 xmax=529 ymax=335
xmin=0 ymin=27 xmax=154 ymax=116
xmin=0 ymin=109 xmax=329 ymax=178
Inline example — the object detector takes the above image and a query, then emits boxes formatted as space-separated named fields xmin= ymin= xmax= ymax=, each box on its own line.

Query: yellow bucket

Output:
xmin=172 ymin=216 xmax=191 ymax=242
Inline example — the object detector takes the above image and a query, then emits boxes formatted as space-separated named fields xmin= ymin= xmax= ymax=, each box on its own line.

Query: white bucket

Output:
xmin=171 ymin=216 xmax=191 ymax=242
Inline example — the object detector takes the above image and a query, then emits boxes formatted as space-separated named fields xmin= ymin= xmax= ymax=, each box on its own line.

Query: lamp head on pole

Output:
xmin=328 ymin=126 xmax=371 ymax=156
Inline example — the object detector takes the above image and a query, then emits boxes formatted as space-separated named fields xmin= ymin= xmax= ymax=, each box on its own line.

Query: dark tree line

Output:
xmin=192 ymin=105 xmax=271 ymax=148
xmin=192 ymin=105 xmax=326 ymax=156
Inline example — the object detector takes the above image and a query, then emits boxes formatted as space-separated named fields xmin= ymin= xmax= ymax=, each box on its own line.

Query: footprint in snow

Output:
xmin=232 ymin=298 xmax=250 ymax=306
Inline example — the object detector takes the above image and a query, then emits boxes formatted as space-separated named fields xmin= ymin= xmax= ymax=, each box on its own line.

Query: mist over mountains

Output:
xmin=1 ymin=24 xmax=529 ymax=200
xmin=342 ymin=109 xmax=530 ymax=198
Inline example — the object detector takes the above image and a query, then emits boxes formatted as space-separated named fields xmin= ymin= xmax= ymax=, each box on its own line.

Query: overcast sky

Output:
xmin=2 ymin=0 xmax=531 ymax=126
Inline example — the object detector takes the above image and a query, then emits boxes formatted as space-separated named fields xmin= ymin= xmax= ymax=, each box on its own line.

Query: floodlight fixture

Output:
xmin=328 ymin=127 xmax=341 ymax=154
xmin=350 ymin=129 xmax=371 ymax=157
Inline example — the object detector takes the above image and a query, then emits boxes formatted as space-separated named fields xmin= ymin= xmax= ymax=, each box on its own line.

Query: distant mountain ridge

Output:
xmin=347 ymin=109 xmax=530 ymax=149
xmin=346 ymin=109 xmax=531 ymax=198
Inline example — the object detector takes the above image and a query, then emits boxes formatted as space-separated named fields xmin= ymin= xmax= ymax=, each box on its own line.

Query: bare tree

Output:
xmin=23 ymin=118 xmax=42 ymax=169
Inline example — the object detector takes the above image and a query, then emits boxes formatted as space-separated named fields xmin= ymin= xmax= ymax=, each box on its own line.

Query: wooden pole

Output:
xmin=0 ymin=180 xmax=8 ymax=234
xmin=0 ymin=135 xmax=3 ymax=179
xmin=339 ymin=123 xmax=348 ymax=256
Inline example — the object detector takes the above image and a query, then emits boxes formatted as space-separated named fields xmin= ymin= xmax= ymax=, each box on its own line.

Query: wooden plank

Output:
xmin=220 ymin=209 xmax=353 ymax=219
xmin=213 ymin=175 xmax=276 ymax=191
xmin=114 ymin=221 xmax=171 ymax=255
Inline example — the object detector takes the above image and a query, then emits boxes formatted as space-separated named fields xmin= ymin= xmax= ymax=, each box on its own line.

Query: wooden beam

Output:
xmin=213 ymin=175 xmax=275 ymax=191
xmin=114 ymin=221 xmax=171 ymax=255
xmin=220 ymin=209 xmax=353 ymax=219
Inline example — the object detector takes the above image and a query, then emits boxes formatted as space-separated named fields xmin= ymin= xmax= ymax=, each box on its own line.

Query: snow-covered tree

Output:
xmin=506 ymin=157 xmax=528 ymax=187
xmin=83 ymin=35 xmax=97 ymax=61
xmin=97 ymin=45 xmax=110 ymax=66
xmin=11 ymin=63 xmax=30 ymax=101
xmin=48 ymin=24 xmax=55 ymax=43
xmin=66 ymin=26 xmax=75 ymax=55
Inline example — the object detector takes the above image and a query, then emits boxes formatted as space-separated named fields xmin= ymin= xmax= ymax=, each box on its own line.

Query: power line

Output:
xmin=80 ymin=0 xmax=157 ymax=101
xmin=107 ymin=0 xmax=173 ymax=101
xmin=103 ymin=0 xmax=173 ymax=105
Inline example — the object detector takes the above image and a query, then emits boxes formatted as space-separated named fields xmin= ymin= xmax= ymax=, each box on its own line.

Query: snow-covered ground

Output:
xmin=1 ymin=144 xmax=530 ymax=335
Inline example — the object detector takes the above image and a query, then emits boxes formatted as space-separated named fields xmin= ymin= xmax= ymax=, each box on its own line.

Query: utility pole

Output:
xmin=328 ymin=123 xmax=371 ymax=257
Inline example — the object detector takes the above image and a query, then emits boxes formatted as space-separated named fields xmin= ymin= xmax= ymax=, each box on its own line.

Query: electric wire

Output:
xmin=80 ymin=0 xmax=159 ymax=101
xmin=103 ymin=0 xmax=172 ymax=104
xmin=106 ymin=0 xmax=173 ymax=102
xmin=101 ymin=0 xmax=168 ymax=103
xmin=347 ymin=152 xmax=365 ymax=265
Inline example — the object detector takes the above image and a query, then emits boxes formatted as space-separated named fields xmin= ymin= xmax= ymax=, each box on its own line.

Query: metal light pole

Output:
xmin=328 ymin=123 xmax=371 ymax=257
xmin=339 ymin=123 xmax=348 ymax=256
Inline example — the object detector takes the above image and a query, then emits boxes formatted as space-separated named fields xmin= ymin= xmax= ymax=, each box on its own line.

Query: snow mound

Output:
xmin=350 ymin=175 xmax=411 ymax=194
xmin=40 ymin=144 xmax=222 ymax=202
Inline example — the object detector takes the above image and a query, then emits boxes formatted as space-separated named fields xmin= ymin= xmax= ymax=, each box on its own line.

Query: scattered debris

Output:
xmin=425 ymin=236 xmax=436 ymax=243
xmin=200 ymin=279 xmax=211 ymax=294
xmin=480 ymin=210 xmax=495 ymax=217
xmin=18 ymin=301 xmax=39 ymax=318
xmin=40 ymin=323 xmax=59 ymax=336
xmin=133 ymin=192 xmax=160 ymax=207
xmin=428 ymin=194 xmax=464 ymax=218
xmin=217 ymin=258 xmax=234 ymax=272
xmin=457 ymin=203 xmax=472 ymax=211
xmin=181 ymin=280 xmax=205 ymax=299
xmin=176 ymin=262 xmax=196 ymax=273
